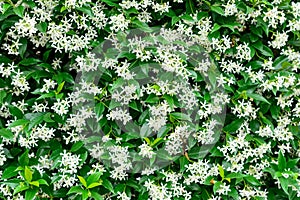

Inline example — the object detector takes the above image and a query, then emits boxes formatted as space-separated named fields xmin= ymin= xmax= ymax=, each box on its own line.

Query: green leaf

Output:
xmin=222 ymin=22 xmax=241 ymax=32
xmin=140 ymin=124 xmax=151 ymax=138
xmin=53 ymin=72 xmax=74 ymax=84
xmin=0 ymin=90 xmax=6 ymax=104
xmin=218 ymin=165 xmax=225 ymax=179
xmin=82 ymin=190 xmax=89 ymax=200
xmin=13 ymin=184 xmax=29 ymax=195
xmin=188 ymin=146 xmax=208 ymax=159
xmin=60 ymin=5 xmax=67 ymax=12
xmin=252 ymin=40 xmax=263 ymax=51
xmin=211 ymin=6 xmax=224 ymax=16
xmin=79 ymin=152 xmax=88 ymax=166
xmin=95 ymin=102 xmax=105 ymax=118
xmin=278 ymin=150 xmax=286 ymax=172
xmin=90 ymin=191 xmax=104 ymax=200
xmin=70 ymin=141 xmax=84 ymax=152
xmin=132 ymin=20 xmax=153 ymax=32
xmin=87 ymin=182 xmax=102 ymax=189
xmin=244 ymin=176 xmax=261 ymax=186
xmin=181 ymin=14 xmax=194 ymax=22
xmin=2 ymin=166 xmax=18 ymax=179
xmin=185 ymin=0 xmax=195 ymax=14
xmin=151 ymin=137 xmax=163 ymax=147
xmin=78 ymin=176 xmax=87 ymax=188
xmin=101 ymin=0 xmax=121 ymax=8
xmin=26 ymin=113 xmax=44 ymax=130
xmin=19 ymin=38 xmax=27 ymax=58
xmin=2 ymin=3 xmax=11 ymax=13
xmin=43 ymin=112 xmax=55 ymax=123
xmin=228 ymin=188 xmax=239 ymax=199
xmin=226 ymin=173 xmax=245 ymax=179
xmin=251 ymin=26 xmax=263 ymax=37
xmin=18 ymin=150 xmax=29 ymax=166
xmin=247 ymin=92 xmax=270 ymax=104
xmin=169 ymin=112 xmax=191 ymax=121
xmin=102 ymin=179 xmax=114 ymax=193
xmin=171 ymin=16 xmax=180 ymax=26
xmin=67 ymin=186 xmax=84 ymax=195
xmin=87 ymin=172 xmax=102 ymax=186
xmin=287 ymin=158 xmax=300 ymax=169
xmin=76 ymin=6 xmax=94 ymax=17
xmin=8 ymin=105 xmax=24 ymax=119
xmin=179 ymin=156 xmax=189 ymax=172
xmin=144 ymin=137 xmax=151 ymax=145
xmin=257 ymin=19 xmax=269 ymax=36
xmin=259 ymin=45 xmax=273 ymax=57
xmin=24 ymin=166 xmax=33 ymax=182
xmin=279 ymin=177 xmax=289 ymax=195
xmin=223 ymin=118 xmax=244 ymax=133
xmin=13 ymin=5 xmax=25 ymax=18
xmin=9 ymin=119 xmax=29 ymax=128
xmin=36 ymin=22 xmax=47 ymax=33
xmin=270 ymin=105 xmax=280 ymax=119
xmin=213 ymin=181 xmax=222 ymax=194
xmin=163 ymin=94 xmax=174 ymax=110
xmin=211 ymin=23 xmax=221 ymax=33
xmin=25 ymin=188 xmax=38 ymax=200
xmin=37 ymin=179 xmax=49 ymax=186
xmin=19 ymin=58 xmax=42 ymax=66
xmin=273 ymin=56 xmax=288 ymax=70
xmin=288 ymin=40 xmax=300 ymax=46
xmin=29 ymin=181 xmax=39 ymax=187
xmin=247 ymin=60 xmax=264 ymax=70
xmin=0 ymin=128 xmax=14 ymax=140
xmin=56 ymin=81 xmax=65 ymax=94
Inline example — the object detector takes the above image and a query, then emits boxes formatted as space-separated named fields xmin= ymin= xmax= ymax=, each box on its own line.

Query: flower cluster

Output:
xmin=0 ymin=0 xmax=299 ymax=199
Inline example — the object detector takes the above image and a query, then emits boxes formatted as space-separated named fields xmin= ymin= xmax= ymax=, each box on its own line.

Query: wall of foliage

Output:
xmin=0 ymin=0 xmax=300 ymax=199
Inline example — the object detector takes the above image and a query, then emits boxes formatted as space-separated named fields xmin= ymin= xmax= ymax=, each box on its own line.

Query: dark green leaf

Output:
xmin=13 ymin=6 xmax=25 ymax=18
xmin=211 ymin=6 xmax=224 ymax=16
xmin=8 ymin=105 xmax=24 ymax=119
xmin=102 ymin=179 xmax=114 ymax=193
xmin=278 ymin=150 xmax=286 ymax=172
xmin=19 ymin=58 xmax=42 ymax=66
xmin=279 ymin=177 xmax=289 ymax=195
xmin=70 ymin=141 xmax=84 ymax=152
xmin=0 ymin=128 xmax=14 ymax=140
xmin=270 ymin=105 xmax=280 ymax=119
xmin=259 ymin=45 xmax=273 ymax=57
xmin=90 ymin=191 xmax=104 ymax=200
xmin=36 ymin=22 xmax=47 ymax=33
xmin=9 ymin=119 xmax=29 ymax=128
xmin=247 ymin=92 xmax=270 ymax=104
xmin=19 ymin=38 xmax=27 ymax=58
xmin=18 ymin=150 xmax=29 ymax=166
xmin=13 ymin=184 xmax=29 ymax=195
xmin=223 ymin=118 xmax=244 ymax=133
xmin=76 ymin=6 xmax=94 ymax=17
xmin=244 ymin=176 xmax=261 ymax=186
xmin=2 ymin=166 xmax=18 ymax=179
xmin=169 ymin=112 xmax=191 ymax=121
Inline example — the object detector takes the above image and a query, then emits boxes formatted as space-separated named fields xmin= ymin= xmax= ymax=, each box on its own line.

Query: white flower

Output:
xmin=109 ymin=14 xmax=130 ymax=32
xmin=138 ymin=142 xmax=155 ymax=158
xmin=269 ymin=32 xmax=289 ymax=49
xmin=51 ymin=99 xmax=70 ymax=116
xmin=40 ymin=79 xmax=57 ymax=93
